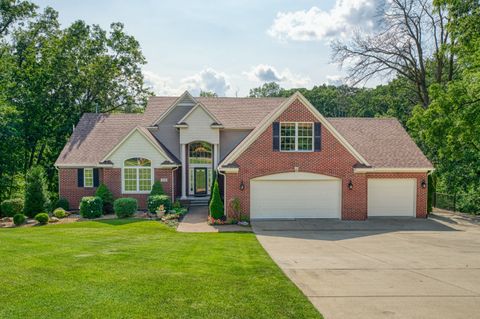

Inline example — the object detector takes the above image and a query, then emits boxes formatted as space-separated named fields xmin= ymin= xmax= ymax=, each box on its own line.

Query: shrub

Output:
xmin=1 ymin=198 xmax=24 ymax=217
xmin=34 ymin=213 xmax=49 ymax=225
xmin=173 ymin=200 xmax=182 ymax=209
xmin=13 ymin=214 xmax=26 ymax=226
xmin=147 ymin=195 xmax=172 ymax=213
xmin=95 ymin=183 xmax=114 ymax=214
xmin=150 ymin=181 xmax=165 ymax=196
xmin=79 ymin=196 xmax=103 ymax=219
xmin=229 ymin=197 xmax=242 ymax=219
xmin=114 ymin=198 xmax=138 ymax=218
xmin=24 ymin=166 xmax=50 ymax=218
xmin=53 ymin=207 xmax=67 ymax=219
xmin=55 ymin=198 xmax=70 ymax=211
xmin=209 ymin=179 xmax=224 ymax=219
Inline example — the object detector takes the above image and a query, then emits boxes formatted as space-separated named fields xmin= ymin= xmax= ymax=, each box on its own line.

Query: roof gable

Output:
xmin=219 ymin=92 xmax=369 ymax=169
xmin=152 ymin=91 xmax=197 ymax=125
xmin=177 ymin=102 xmax=222 ymax=126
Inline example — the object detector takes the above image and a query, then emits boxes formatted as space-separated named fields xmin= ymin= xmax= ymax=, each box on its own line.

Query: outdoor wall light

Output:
xmin=240 ymin=181 xmax=245 ymax=191
xmin=348 ymin=180 xmax=353 ymax=190
xmin=421 ymin=179 xmax=427 ymax=189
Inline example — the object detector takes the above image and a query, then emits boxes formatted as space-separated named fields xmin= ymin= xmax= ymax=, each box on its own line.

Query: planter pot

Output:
xmin=156 ymin=210 xmax=166 ymax=218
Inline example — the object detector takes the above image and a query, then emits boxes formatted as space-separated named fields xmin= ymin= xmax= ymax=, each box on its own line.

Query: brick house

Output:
xmin=55 ymin=91 xmax=433 ymax=220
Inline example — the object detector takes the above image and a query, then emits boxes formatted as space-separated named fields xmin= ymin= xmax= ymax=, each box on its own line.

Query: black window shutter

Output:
xmin=77 ymin=168 xmax=84 ymax=187
xmin=273 ymin=122 xmax=280 ymax=151
xmin=93 ymin=168 xmax=99 ymax=187
xmin=314 ymin=122 xmax=322 ymax=151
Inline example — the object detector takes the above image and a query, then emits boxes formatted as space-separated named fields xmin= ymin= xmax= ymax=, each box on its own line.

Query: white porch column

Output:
xmin=213 ymin=143 xmax=219 ymax=170
xmin=181 ymin=143 xmax=187 ymax=199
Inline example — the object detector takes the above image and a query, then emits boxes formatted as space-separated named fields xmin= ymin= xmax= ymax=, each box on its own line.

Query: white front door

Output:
xmin=368 ymin=179 xmax=416 ymax=217
xmin=250 ymin=172 xmax=341 ymax=219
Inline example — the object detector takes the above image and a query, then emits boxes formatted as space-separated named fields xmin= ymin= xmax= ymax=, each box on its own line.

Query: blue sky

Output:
xmin=35 ymin=0 xmax=382 ymax=96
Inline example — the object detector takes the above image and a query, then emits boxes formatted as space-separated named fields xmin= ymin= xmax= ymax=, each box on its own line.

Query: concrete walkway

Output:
xmin=177 ymin=206 xmax=251 ymax=233
xmin=253 ymin=212 xmax=480 ymax=319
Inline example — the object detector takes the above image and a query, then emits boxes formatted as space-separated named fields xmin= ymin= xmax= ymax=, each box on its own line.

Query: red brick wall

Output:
xmin=58 ymin=169 xmax=99 ymax=210
xmin=59 ymin=167 xmax=175 ymax=211
xmin=224 ymin=98 xmax=428 ymax=220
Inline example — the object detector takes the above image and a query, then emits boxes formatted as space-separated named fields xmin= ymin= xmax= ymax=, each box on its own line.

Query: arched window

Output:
xmin=189 ymin=142 xmax=212 ymax=164
xmin=123 ymin=157 xmax=152 ymax=193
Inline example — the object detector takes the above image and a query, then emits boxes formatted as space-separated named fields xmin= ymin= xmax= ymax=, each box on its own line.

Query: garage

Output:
xmin=250 ymin=172 xmax=341 ymax=219
xmin=368 ymin=179 xmax=416 ymax=217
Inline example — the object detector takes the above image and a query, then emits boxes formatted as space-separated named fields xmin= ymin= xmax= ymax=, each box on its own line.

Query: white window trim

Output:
xmin=84 ymin=168 xmax=94 ymax=188
xmin=122 ymin=159 xmax=153 ymax=194
xmin=280 ymin=122 xmax=314 ymax=152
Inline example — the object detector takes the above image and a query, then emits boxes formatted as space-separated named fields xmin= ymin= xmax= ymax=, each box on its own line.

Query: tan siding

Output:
xmin=179 ymin=106 xmax=219 ymax=144
xmin=107 ymin=130 xmax=167 ymax=167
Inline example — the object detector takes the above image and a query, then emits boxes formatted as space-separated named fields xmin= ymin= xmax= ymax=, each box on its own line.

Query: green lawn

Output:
xmin=0 ymin=220 xmax=321 ymax=318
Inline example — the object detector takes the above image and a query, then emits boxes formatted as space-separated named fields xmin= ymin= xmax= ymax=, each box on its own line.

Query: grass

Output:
xmin=0 ymin=219 xmax=321 ymax=319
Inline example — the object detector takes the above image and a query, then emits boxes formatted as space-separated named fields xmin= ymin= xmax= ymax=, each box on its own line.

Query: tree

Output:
xmin=209 ymin=179 xmax=224 ymax=219
xmin=95 ymin=183 xmax=114 ymax=214
xmin=0 ymin=5 xmax=152 ymax=195
xmin=332 ymin=0 xmax=454 ymax=107
xmin=23 ymin=166 xmax=49 ymax=217
xmin=249 ymin=82 xmax=284 ymax=97
xmin=199 ymin=90 xmax=217 ymax=97
xmin=150 ymin=181 xmax=165 ymax=196
xmin=0 ymin=0 xmax=36 ymax=38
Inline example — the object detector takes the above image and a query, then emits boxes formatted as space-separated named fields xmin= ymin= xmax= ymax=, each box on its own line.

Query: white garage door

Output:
xmin=368 ymin=179 xmax=416 ymax=217
xmin=250 ymin=172 xmax=341 ymax=219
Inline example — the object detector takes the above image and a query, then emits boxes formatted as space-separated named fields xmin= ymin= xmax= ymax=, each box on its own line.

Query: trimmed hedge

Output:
xmin=53 ymin=207 xmax=67 ymax=219
xmin=150 ymin=181 xmax=165 ymax=196
xmin=55 ymin=198 xmax=70 ymax=211
xmin=209 ymin=179 xmax=224 ymax=219
xmin=79 ymin=196 xmax=103 ymax=219
xmin=147 ymin=195 xmax=172 ymax=213
xmin=114 ymin=198 xmax=138 ymax=218
xmin=95 ymin=184 xmax=114 ymax=214
xmin=1 ymin=198 xmax=24 ymax=217
xmin=34 ymin=213 xmax=49 ymax=225
xmin=13 ymin=214 xmax=26 ymax=226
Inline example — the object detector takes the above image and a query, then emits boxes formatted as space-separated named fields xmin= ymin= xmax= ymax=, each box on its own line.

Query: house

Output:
xmin=55 ymin=91 xmax=433 ymax=220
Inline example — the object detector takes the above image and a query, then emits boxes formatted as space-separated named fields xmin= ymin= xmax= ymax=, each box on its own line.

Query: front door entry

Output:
xmin=194 ymin=168 xmax=208 ymax=196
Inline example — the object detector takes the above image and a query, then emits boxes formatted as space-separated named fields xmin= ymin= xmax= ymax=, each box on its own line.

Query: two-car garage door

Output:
xmin=250 ymin=172 xmax=341 ymax=219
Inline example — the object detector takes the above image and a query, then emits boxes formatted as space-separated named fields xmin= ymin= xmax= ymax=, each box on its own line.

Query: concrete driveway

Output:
xmin=253 ymin=212 xmax=480 ymax=319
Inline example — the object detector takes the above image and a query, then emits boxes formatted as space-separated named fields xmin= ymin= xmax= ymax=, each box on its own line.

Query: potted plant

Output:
xmin=156 ymin=204 xmax=166 ymax=218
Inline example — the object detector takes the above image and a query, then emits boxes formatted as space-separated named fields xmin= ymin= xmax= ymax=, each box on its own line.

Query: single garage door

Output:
xmin=250 ymin=172 xmax=341 ymax=219
xmin=368 ymin=179 xmax=416 ymax=217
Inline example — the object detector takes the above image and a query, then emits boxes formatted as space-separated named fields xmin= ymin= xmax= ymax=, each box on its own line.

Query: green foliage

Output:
xmin=147 ymin=195 xmax=172 ymax=213
xmin=95 ymin=184 xmax=114 ymax=214
xmin=199 ymin=90 xmax=217 ymax=97
xmin=34 ymin=213 xmax=49 ymax=225
xmin=1 ymin=198 xmax=24 ymax=217
xmin=173 ymin=200 xmax=182 ymax=209
xmin=114 ymin=198 xmax=138 ymax=218
xmin=54 ymin=198 xmax=69 ymax=211
xmin=13 ymin=213 xmax=26 ymax=226
xmin=150 ymin=181 xmax=165 ymax=196
xmin=209 ymin=179 xmax=224 ymax=219
xmin=79 ymin=196 xmax=103 ymax=219
xmin=53 ymin=207 xmax=67 ymax=219
xmin=23 ymin=166 xmax=49 ymax=218
xmin=249 ymin=82 xmax=283 ymax=98
xmin=229 ymin=197 xmax=242 ymax=219
xmin=427 ymin=175 xmax=435 ymax=213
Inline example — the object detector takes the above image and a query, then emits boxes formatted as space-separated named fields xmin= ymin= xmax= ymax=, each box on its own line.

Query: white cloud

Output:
xmin=144 ymin=68 xmax=231 ymax=96
xmin=181 ymin=68 xmax=231 ymax=96
xmin=267 ymin=0 xmax=384 ymax=42
xmin=245 ymin=64 xmax=310 ymax=88
xmin=325 ymin=74 xmax=345 ymax=86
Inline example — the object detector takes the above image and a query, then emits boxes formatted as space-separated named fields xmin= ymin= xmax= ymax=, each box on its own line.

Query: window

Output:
xmin=84 ymin=168 xmax=94 ymax=187
xmin=280 ymin=122 xmax=314 ymax=151
xmin=189 ymin=142 xmax=212 ymax=164
xmin=123 ymin=157 xmax=152 ymax=193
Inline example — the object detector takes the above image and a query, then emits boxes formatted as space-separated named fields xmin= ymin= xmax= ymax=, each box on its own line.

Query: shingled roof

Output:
xmin=55 ymin=94 xmax=433 ymax=170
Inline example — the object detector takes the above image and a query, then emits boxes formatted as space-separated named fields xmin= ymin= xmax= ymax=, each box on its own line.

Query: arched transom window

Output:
xmin=189 ymin=142 xmax=212 ymax=164
xmin=123 ymin=157 xmax=152 ymax=193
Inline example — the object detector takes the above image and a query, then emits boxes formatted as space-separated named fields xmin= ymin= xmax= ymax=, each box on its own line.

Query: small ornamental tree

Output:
xmin=95 ymin=183 xmax=114 ymax=214
xmin=209 ymin=179 xmax=224 ymax=219
xmin=150 ymin=181 xmax=165 ymax=196
xmin=24 ymin=166 xmax=50 ymax=218
xmin=208 ymin=170 xmax=217 ymax=206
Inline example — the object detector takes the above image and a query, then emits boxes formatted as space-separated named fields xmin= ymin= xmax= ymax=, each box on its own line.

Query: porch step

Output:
xmin=179 ymin=198 xmax=209 ymax=208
